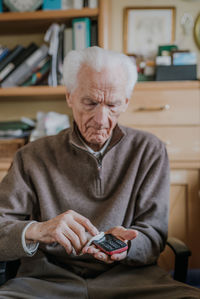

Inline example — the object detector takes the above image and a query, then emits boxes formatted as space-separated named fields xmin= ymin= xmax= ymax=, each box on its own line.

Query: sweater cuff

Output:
xmin=21 ymin=221 xmax=39 ymax=256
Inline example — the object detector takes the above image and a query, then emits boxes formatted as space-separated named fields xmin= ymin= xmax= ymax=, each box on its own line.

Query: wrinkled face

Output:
xmin=66 ymin=64 xmax=129 ymax=151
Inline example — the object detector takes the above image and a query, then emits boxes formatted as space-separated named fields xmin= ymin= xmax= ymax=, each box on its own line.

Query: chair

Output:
xmin=0 ymin=237 xmax=191 ymax=287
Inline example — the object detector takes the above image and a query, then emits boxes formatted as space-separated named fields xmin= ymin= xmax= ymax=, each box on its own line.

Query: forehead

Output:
xmin=76 ymin=64 xmax=126 ymax=95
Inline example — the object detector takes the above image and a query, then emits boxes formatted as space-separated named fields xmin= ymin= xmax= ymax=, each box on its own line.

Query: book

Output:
xmin=90 ymin=20 xmax=98 ymax=46
xmin=57 ymin=24 xmax=65 ymax=85
xmin=0 ymin=47 xmax=10 ymax=62
xmin=42 ymin=0 xmax=61 ymax=10
xmin=21 ymin=57 xmax=50 ymax=86
xmin=88 ymin=0 xmax=98 ymax=8
xmin=1 ymin=44 xmax=49 ymax=87
xmin=62 ymin=0 xmax=73 ymax=9
xmin=63 ymin=27 xmax=73 ymax=57
xmin=83 ymin=0 xmax=89 ymax=7
xmin=0 ymin=45 xmax=24 ymax=72
xmin=44 ymin=23 xmax=60 ymax=86
xmin=0 ymin=43 xmax=38 ymax=83
xmin=73 ymin=0 xmax=84 ymax=9
xmin=72 ymin=18 xmax=91 ymax=50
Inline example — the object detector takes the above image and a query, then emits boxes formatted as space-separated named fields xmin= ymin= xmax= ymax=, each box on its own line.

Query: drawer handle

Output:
xmin=135 ymin=104 xmax=170 ymax=112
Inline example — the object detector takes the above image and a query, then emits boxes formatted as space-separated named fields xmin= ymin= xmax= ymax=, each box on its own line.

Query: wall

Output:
xmin=109 ymin=0 xmax=200 ymax=77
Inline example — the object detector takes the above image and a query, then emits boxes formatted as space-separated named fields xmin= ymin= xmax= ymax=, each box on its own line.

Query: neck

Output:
xmin=85 ymin=141 xmax=105 ymax=152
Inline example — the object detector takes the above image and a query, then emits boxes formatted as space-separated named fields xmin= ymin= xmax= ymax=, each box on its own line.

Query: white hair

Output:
xmin=63 ymin=46 xmax=138 ymax=99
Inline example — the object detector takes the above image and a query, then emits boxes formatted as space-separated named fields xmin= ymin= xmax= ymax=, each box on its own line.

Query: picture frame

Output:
xmin=123 ymin=7 xmax=176 ymax=57
xmin=194 ymin=13 xmax=200 ymax=49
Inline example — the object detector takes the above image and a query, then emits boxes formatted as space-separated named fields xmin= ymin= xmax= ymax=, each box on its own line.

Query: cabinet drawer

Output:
xmin=135 ymin=126 xmax=200 ymax=161
xmin=119 ymin=89 xmax=200 ymax=126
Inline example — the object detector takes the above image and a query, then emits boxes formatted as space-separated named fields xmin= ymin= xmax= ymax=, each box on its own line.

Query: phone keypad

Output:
xmin=93 ymin=234 xmax=127 ymax=252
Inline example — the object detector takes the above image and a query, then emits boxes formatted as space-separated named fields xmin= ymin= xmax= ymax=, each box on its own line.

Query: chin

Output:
xmin=88 ymin=135 xmax=108 ymax=145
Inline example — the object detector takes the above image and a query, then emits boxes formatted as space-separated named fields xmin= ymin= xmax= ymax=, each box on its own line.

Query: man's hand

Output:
xmin=82 ymin=226 xmax=138 ymax=263
xmin=25 ymin=210 xmax=99 ymax=254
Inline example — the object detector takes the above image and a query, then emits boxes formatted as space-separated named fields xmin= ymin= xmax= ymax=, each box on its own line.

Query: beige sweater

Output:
xmin=0 ymin=124 xmax=170 ymax=276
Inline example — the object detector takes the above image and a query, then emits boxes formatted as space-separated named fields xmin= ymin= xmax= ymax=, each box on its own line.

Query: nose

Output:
xmin=93 ymin=105 xmax=108 ymax=127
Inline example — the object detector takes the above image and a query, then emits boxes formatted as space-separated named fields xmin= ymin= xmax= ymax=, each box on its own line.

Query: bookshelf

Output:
xmin=0 ymin=8 xmax=99 ymax=34
xmin=0 ymin=0 xmax=110 ymax=107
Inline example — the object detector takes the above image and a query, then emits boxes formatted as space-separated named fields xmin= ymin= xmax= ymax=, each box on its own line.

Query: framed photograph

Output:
xmin=123 ymin=7 xmax=176 ymax=57
xmin=194 ymin=13 xmax=200 ymax=49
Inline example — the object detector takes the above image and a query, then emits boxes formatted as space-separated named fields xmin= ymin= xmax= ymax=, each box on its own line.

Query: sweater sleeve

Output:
xmin=122 ymin=143 xmax=170 ymax=267
xmin=0 ymin=150 xmax=38 ymax=261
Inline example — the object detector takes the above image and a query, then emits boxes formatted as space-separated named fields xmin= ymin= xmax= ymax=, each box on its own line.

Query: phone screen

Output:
xmin=92 ymin=233 xmax=128 ymax=255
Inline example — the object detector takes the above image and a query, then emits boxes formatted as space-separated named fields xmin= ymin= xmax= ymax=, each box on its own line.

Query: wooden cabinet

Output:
xmin=0 ymin=160 xmax=12 ymax=181
xmin=0 ymin=139 xmax=25 ymax=181
xmin=119 ymin=81 xmax=200 ymax=269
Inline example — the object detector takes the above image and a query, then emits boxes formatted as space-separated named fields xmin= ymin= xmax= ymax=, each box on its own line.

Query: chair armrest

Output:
xmin=166 ymin=237 xmax=191 ymax=283
xmin=0 ymin=262 xmax=6 ymax=286
xmin=0 ymin=260 xmax=20 ymax=286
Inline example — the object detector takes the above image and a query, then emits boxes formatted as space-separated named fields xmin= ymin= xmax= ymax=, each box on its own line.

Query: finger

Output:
xmin=86 ymin=245 xmax=100 ymax=255
xmin=63 ymin=227 xmax=82 ymax=252
xmin=55 ymin=232 xmax=72 ymax=255
xmin=107 ymin=227 xmax=138 ymax=241
xmin=72 ymin=212 xmax=99 ymax=236
xmin=118 ymin=229 xmax=138 ymax=241
xmin=82 ymin=243 xmax=99 ymax=254
xmin=110 ymin=251 xmax=127 ymax=261
xmin=68 ymin=221 xmax=87 ymax=247
xmin=94 ymin=252 xmax=114 ymax=264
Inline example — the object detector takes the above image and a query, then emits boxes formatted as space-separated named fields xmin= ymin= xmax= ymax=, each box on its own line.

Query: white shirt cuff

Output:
xmin=21 ymin=221 xmax=39 ymax=256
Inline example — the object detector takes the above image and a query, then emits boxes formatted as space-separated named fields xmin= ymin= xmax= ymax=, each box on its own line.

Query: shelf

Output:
xmin=0 ymin=8 xmax=99 ymax=34
xmin=0 ymin=81 xmax=199 ymax=102
xmin=0 ymin=86 xmax=66 ymax=101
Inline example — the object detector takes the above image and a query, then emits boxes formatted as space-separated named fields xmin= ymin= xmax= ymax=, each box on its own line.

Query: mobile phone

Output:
xmin=92 ymin=233 xmax=128 ymax=255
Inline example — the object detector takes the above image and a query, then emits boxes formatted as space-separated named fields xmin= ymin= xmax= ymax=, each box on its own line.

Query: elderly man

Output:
xmin=0 ymin=47 xmax=199 ymax=298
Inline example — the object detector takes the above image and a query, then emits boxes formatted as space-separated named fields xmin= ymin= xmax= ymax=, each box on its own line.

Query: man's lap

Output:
xmin=0 ymin=264 xmax=199 ymax=299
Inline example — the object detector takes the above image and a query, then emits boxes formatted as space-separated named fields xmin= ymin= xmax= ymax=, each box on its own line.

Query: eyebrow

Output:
xmin=81 ymin=97 xmax=122 ymax=106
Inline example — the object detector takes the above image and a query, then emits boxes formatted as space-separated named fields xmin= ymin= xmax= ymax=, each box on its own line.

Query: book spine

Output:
xmin=22 ymin=60 xmax=50 ymax=86
xmin=90 ymin=20 xmax=98 ymax=46
xmin=72 ymin=18 xmax=91 ymax=50
xmin=0 ymin=48 xmax=10 ymax=62
xmin=63 ymin=27 xmax=73 ymax=57
xmin=0 ymin=43 xmax=38 ymax=83
xmin=1 ymin=45 xmax=49 ymax=87
xmin=0 ymin=45 xmax=24 ymax=72
xmin=43 ymin=0 xmax=62 ymax=10
xmin=88 ymin=0 xmax=98 ymax=8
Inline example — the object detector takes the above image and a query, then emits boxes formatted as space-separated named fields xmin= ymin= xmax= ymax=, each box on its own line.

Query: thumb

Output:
xmin=120 ymin=229 xmax=138 ymax=241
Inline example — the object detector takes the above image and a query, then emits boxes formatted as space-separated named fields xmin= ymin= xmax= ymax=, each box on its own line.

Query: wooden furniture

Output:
xmin=0 ymin=1 xmax=109 ymax=45
xmin=0 ymin=0 xmax=109 ymax=120
xmin=0 ymin=139 xmax=25 ymax=181
xmin=119 ymin=80 xmax=200 ymax=270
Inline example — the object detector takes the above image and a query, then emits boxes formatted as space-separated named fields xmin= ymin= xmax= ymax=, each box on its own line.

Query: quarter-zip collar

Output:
xmin=69 ymin=121 xmax=126 ymax=157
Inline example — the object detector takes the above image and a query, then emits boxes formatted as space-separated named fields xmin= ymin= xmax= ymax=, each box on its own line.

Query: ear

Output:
xmin=66 ymin=92 xmax=72 ymax=108
xmin=122 ymin=98 xmax=129 ymax=112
